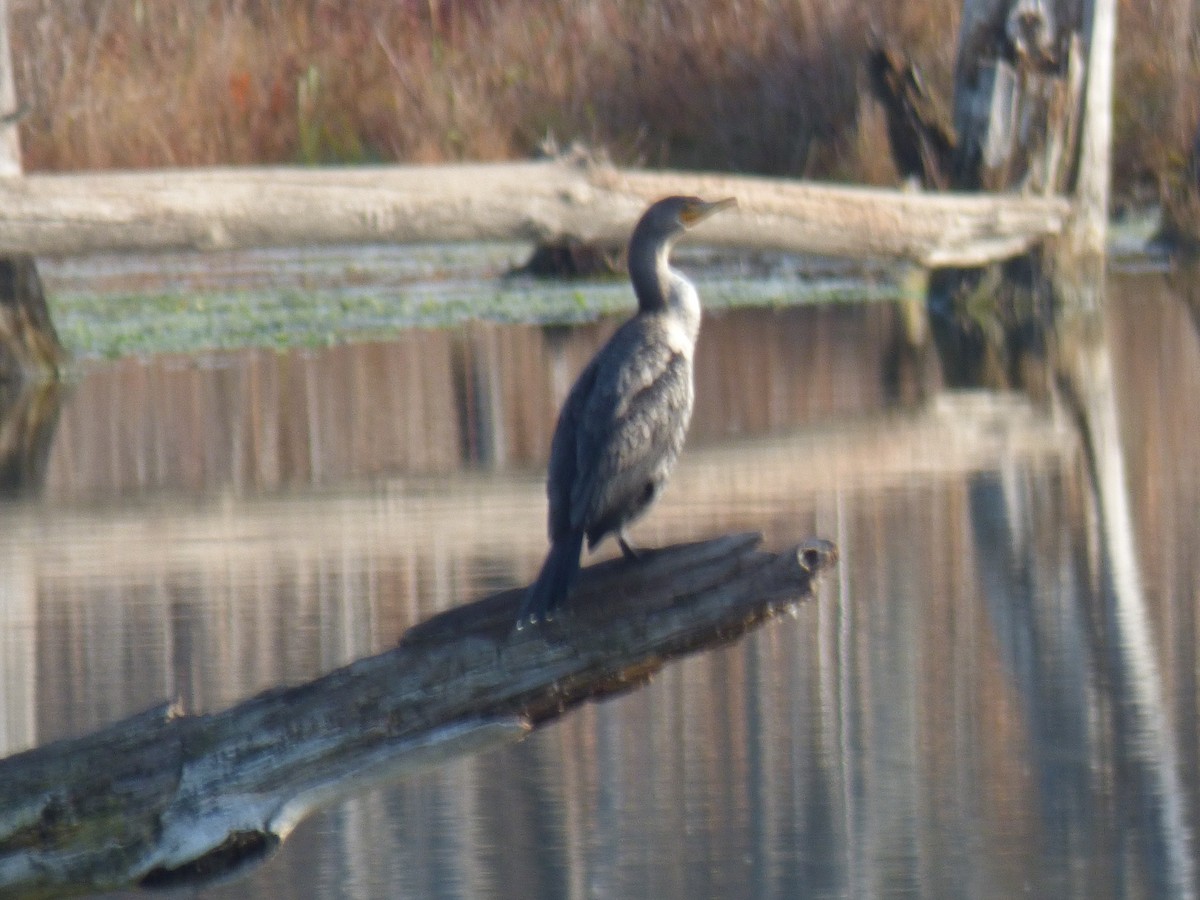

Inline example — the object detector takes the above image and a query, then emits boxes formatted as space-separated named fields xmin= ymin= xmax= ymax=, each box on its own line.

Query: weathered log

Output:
xmin=0 ymin=160 xmax=1069 ymax=268
xmin=0 ymin=532 xmax=836 ymax=897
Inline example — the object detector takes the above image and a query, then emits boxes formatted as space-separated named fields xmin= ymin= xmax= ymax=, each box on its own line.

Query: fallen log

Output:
xmin=0 ymin=532 xmax=836 ymax=897
xmin=0 ymin=159 xmax=1068 ymax=268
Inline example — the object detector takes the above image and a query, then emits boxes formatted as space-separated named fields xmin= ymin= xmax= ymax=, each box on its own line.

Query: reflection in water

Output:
xmin=1 ymin=280 xmax=1199 ymax=898
xmin=1057 ymin=283 xmax=1196 ymax=897
xmin=0 ymin=379 xmax=62 ymax=498
xmin=38 ymin=305 xmax=903 ymax=498
xmin=954 ymin=267 xmax=1197 ymax=898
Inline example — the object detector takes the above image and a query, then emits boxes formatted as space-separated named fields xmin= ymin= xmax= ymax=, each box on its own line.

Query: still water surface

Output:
xmin=1 ymin=264 xmax=1198 ymax=898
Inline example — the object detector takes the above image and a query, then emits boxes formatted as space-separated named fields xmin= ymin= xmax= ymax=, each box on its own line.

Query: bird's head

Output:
xmin=633 ymin=195 xmax=737 ymax=247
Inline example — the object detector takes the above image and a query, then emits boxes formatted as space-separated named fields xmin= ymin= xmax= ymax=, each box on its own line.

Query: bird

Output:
xmin=516 ymin=194 xmax=736 ymax=626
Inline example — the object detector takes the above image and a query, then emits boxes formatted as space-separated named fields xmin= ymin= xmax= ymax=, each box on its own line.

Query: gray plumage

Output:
xmin=518 ymin=195 xmax=736 ymax=625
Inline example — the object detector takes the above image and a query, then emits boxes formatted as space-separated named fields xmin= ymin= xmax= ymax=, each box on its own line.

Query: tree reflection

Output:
xmin=0 ymin=378 xmax=63 ymax=498
xmin=931 ymin=262 xmax=1197 ymax=897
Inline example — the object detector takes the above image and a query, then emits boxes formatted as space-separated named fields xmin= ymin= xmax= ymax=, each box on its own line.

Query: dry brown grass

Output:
xmin=1113 ymin=0 xmax=1200 ymax=201
xmin=4 ymin=0 xmax=1190 ymax=197
xmin=5 ymin=0 xmax=958 ymax=177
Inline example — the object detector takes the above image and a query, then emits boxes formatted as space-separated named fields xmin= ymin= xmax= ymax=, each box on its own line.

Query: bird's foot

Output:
xmin=513 ymin=592 xmax=564 ymax=631
xmin=617 ymin=534 xmax=641 ymax=561
xmin=514 ymin=609 xmax=549 ymax=632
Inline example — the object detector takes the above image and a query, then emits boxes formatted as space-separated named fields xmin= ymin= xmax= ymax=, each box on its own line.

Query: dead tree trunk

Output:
xmin=0 ymin=0 xmax=65 ymax=384
xmin=1068 ymin=0 xmax=1114 ymax=258
xmin=0 ymin=256 xmax=64 ymax=382
xmin=0 ymin=0 xmax=18 ymax=177
xmin=952 ymin=0 xmax=1087 ymax=195
xmin=866 ymin=0 xmax=1094 ymax=200
xmin=918 ymin=0 xmax=1112 ymax=384
xmin=0 ymin=255 xmax=65 ymax=493
xmin=952 ymin=0 xmax=1114 ymax=259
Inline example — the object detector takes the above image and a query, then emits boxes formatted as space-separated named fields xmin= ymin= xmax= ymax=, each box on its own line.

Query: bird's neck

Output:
xmin=629 ymin=241 xmax=701 ymax=338
xmin=629 ymin=237 xmax=670 ymax=313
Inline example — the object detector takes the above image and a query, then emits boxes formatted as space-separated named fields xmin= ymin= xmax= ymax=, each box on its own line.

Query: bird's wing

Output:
xmin=545 ymin=358 xmax=597 ymax=540
xmin=570 ymin=327 xmax=692 ymax=535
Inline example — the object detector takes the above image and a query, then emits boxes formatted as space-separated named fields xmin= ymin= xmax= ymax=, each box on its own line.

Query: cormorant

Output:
xmin=517 ymin=194 xmax=736 ymax=625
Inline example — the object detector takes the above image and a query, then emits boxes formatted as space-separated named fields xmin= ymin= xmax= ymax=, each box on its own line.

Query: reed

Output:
xmin=4 ymin=0 xmax=1188 ymax=198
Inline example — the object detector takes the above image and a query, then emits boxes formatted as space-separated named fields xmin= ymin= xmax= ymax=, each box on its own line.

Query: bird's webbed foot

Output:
xmin=617 ymin=533 xmax=641 ymax=561
xmin=513 ymin=605 xmax=557 ymax=632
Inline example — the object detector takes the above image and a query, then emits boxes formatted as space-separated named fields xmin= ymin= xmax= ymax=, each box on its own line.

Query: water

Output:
xmin=1 ymin=264 xmax=1198 ymax=898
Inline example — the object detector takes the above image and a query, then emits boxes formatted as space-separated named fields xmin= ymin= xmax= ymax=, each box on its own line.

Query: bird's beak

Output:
xmin=683 ymin=196 xmax=737 ymax=226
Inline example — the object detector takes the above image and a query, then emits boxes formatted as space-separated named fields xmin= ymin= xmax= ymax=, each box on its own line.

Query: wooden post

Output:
xmin=0 ymin=0 xmax=20 ymax=176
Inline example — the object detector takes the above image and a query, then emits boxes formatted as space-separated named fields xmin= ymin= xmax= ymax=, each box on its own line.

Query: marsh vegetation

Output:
xmin=6 ymin=0 xmax=1190 ymax=203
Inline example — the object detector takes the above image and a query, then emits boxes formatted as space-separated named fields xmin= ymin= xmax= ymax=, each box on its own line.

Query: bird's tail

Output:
xmin=517 ymin=530 xmax=584 ymax=625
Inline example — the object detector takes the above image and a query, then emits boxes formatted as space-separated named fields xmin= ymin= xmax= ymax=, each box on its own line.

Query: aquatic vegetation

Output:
xmin=46 ymin=257 xmax=900 ymax=360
